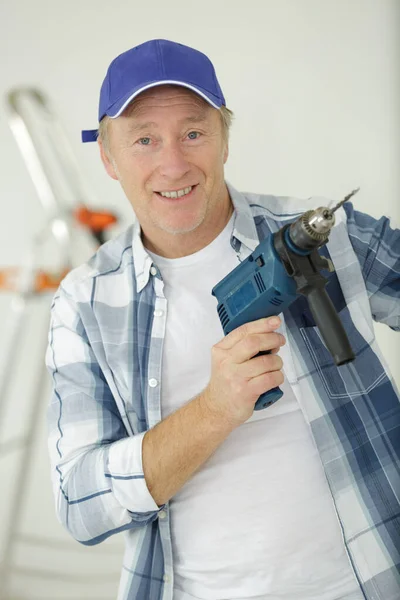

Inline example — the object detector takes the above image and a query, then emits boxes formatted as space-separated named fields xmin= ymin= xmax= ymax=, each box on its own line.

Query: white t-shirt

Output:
xmin=147 ymin=216 xmax=362 ymax=600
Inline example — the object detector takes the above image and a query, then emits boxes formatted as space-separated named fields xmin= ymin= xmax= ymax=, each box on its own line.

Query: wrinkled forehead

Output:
xmin=121 ymin=84 xmax=213 ymax=120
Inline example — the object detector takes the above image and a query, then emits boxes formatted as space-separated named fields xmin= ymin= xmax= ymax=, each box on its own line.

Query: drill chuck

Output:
xmin=288 ymin=207 xmax=336 ymax=251
xmin=288 ymin=188 xmax=360 ymax=253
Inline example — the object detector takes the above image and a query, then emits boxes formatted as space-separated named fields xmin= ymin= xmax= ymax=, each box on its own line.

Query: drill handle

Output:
xmin=304 ymin=287 xmax=355 ymax=366
xmin=273 ymin=230 xmax=355 ymax=368
xmin=253 ymin=350 xmax=284 ymax=410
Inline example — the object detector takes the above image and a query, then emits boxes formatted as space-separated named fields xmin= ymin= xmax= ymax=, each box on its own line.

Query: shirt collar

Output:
xmin=132 ymin=181 xmax=260 ymax=292
xmin=226 ymin=181 xmax=260 ymax=254
xmin=132 ymin=218 xmax=155 ymax=292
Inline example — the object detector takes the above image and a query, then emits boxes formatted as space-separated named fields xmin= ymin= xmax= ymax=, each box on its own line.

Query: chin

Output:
xmin=159 ymin=220 xmax=203 ymax=236
xmin=155 ymin=210 xmax=207 ymax=236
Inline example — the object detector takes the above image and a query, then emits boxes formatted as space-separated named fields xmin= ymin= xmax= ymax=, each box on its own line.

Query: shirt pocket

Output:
xmin=299 ymin=306 xmax=388 ymax=400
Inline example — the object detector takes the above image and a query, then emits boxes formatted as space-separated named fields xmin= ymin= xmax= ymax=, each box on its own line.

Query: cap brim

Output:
xmin=107 ymin=80 xmax=224 ymax=118
xmin=81 ymin=80 xmax=224 ymax=143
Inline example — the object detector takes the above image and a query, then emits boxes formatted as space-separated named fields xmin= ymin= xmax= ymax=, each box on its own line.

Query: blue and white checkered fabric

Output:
xmin=46 ymin=183 xmax=400 ymax=600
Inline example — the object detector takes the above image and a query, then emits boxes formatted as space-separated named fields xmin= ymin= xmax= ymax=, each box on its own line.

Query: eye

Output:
xmin=138 ymin=137 xmax=151 ymax=145
xmin=187 ymin=131 xmax=200 ymax=140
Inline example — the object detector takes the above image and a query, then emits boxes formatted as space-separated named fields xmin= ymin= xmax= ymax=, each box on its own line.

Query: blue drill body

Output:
xmin=212 ymin=191 xmax=359 ymax=411
xmin=212 ymin=234 xmax=298 ymax=410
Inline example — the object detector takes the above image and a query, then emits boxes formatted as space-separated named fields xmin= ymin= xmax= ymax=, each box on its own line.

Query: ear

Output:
xmin=98 ymin=139 xmax=119 ymax=181
xmin=223 ymin=142 xmax=229 ymax=164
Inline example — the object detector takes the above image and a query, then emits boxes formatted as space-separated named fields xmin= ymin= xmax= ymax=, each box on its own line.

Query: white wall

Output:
xmin=0 ymin=1 xmax=398 ymax=598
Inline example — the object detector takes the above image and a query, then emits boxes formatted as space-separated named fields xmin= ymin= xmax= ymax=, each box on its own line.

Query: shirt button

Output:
xmin=154 ymin=309 xmax=164 ymax=317
xmin=158 ymin=510 xmax=167 ymax=519
xmin=150 ymin=266 xmax=158 ymax=276
xmin=163 ymin=574 xmax=170 ymax=583
xmin=148 ymin=378 xmax=158 ymax=388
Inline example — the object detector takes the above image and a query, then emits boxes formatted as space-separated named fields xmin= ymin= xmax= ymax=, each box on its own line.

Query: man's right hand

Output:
xmin=201 ymin=317 xmax=286 ymax=428
xmin=143 ymin=317 xmax=286 ymax=506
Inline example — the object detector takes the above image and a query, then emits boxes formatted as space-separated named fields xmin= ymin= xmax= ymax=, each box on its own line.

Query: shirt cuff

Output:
xmin=107 ymin=432 xmax=161 ymax=514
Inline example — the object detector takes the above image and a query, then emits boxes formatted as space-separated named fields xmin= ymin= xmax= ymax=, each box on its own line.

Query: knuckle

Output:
xmin=262 ymin=332 xmax=278 ymax=349
xmin=240 ymin=322 xmax=252 ymax=337
xmin=211 ymin=345 xmax=228 ymax=365
xmin=263 ymin=372 xmax=274 ymax=389
xmin=211 ymin=345 xmax=221 ymax=359
xmin=277 ymin=371 xmax=284 ymax=385
xmin=261 ymin=354 xmax=273 ymax=369
xmin=264 ymin=369 xmax=283 ymax=389
xmin=245 ymin=335 xmax=259 ymax=354
xmin=265 ymin=354 xmax=282 ymax=371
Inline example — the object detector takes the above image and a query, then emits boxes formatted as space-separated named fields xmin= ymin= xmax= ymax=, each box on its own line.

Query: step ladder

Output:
xmin=0 ymin=88 xmax=123 ymax=599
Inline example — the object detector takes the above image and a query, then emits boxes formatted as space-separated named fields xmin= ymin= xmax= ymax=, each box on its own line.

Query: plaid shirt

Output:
xmin=46 ymin=183 xmax=400 ymax=600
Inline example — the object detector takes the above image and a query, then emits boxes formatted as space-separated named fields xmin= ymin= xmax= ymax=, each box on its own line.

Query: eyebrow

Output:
xmin=127 ymin=113 xmax=210 ymax=134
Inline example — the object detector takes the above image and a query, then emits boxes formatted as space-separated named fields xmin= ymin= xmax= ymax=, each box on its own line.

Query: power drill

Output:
xmin=212 ymin=188 xmax=359 ymax=411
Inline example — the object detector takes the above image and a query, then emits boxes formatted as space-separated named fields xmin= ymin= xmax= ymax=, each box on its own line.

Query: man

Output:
xmin=46 ymin=39 xmax=400 ymax=600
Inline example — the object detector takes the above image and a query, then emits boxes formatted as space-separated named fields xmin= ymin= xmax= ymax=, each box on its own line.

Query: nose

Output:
xmin=157 ymin=140 xmax=191 ymax=182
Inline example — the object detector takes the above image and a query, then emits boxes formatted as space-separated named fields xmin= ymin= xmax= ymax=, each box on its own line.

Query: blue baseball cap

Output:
xmin=82 ymin=39 xmax=226 ymax=143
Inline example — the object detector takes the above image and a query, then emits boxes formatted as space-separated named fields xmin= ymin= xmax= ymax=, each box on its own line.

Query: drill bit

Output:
xmin=330 ymin=187 xmax=360 ymax=214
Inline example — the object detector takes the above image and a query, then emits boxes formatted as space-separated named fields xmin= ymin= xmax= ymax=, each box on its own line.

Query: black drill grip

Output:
xmin=252 ymin=350 xmax=284 ymax=410
xmin=304 ymin=287 xmax=355 ymax=366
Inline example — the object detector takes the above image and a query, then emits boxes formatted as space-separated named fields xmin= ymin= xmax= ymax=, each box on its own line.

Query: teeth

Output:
xmin=159 ymin=186 xmax=192 ymax=199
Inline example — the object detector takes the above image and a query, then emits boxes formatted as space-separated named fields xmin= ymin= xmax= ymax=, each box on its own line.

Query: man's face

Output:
xmin=99 ymin=86 xmax=230 ymax=256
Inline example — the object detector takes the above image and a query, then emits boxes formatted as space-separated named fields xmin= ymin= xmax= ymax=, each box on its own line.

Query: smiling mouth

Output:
xmin=155 ymin=185 xmax=197 ymax=199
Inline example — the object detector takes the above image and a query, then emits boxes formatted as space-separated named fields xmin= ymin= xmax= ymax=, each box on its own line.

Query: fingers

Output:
xmin=248 ymin=369 xmax=285 ymax=397
xmin=238 ymin=353 xmax=283 ymax=379
xmin=230 ymin=331 xmax=285 ymax=364
xmin=269 ymin=346 xmax=282 ymax=355
xmin=218 ymin=316 xmax=281 ymax=351
xmin=208 ymin=317 xmax=286 ymax=426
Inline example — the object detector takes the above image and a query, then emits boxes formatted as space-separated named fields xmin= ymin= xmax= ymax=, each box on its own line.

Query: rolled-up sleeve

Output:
xmin=46 ymin=284 xmax=163 ymax=546
xmin=107 ymin=433 xmax=160 ymax=514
